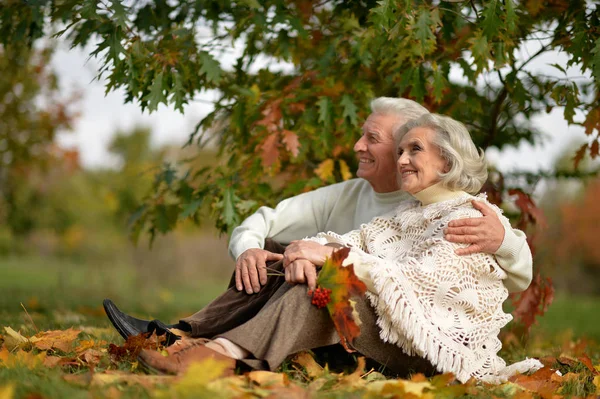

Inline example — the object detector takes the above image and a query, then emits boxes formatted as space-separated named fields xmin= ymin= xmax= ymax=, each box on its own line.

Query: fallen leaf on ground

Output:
xmin=108 ymin=332 xmax=166 ymax=361
xmin=173 ymin=358 xmax=235 ymax=392
xmin=593 ymin=375 xmax=600 ymax=394
xmin=79 ymin=349 xmax=103 ymax=366
xmin=2 ymin=327 xmax=29 ymax=351
xmin=0 ymin=384 xmax=14 ymax=399
xmin=578 ymin=354 xmax=599 ymax=375
xmin=247 ymin=371 xmax=288 ymax=387
xmin=292 ymin=352 xmax=324 ymax=378
xmin=91 ymin=371 xmax=173 ymax=389
xmin=510 ymin=367 xmax=560 ymax=399
xmin=0 ymin=349 xmax=46 ymax=369
xmin=31 ymin=328 xmax=81 ymax=353
xmin=75 ymin=339 xmax=107 ymax=353
xmin=366 ymin=378 xmax=434 ymax=398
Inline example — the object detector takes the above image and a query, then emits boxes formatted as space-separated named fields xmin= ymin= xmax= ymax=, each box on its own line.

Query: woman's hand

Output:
xmin=283 ymin=240 xmax=335 ymax=268
xmin=284 ymin=259 xmax=318 ymax=291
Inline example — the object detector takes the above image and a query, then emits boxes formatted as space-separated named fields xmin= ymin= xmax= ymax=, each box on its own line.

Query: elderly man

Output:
xmin=104 ymin=97 xmax=531 ymax=344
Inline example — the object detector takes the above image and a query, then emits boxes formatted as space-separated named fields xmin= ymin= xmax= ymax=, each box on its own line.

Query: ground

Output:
xmin=1 ymin=255 xmax=599 ymax=398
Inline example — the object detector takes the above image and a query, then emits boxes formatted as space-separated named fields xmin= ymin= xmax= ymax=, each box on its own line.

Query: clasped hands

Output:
xmin=234 ymin=200 xmax=505 ymax=294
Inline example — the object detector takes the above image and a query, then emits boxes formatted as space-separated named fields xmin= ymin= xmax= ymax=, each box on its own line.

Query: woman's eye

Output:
xmin=412 ymin=145 xmax=421 ymax=151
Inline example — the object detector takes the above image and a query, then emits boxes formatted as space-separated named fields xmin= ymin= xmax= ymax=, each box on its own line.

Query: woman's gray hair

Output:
xmin=370 ymin=97 xmax=429 ymax=129
xmin=395 ymin=113 xmax=488 ymax=194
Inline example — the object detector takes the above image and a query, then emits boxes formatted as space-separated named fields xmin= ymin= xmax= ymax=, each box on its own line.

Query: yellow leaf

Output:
xmin=2 ymin=327 xmax=29 ymax=351
xmin=292 ymin=352 xmax=324 ymax=379
xmin=246 ymin=370 xmax=288 ymax=387
xmin=0 ymin=384 xmax=14 ymax=399
xmin=315 ymin=159 xmax=334 ymax=181
xmin=339 ymin=159 xmax=352 ymax=181
xmin=0 ymin=349 xmax=46 ymax=369
xmin=593 ymin=375 xmax=600 ymax=394
xmin=367 ymin=379 xmax=434 ymax=398
xmin=174 ymin=358 xmax=232 ymax=393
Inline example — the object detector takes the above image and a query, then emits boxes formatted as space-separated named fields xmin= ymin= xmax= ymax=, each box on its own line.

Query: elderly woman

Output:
xmin=136 ymin=114 xmax=541 ymax=383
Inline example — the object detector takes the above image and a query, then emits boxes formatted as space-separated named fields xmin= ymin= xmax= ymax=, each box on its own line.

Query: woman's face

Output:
xmin=396 ymin=127 xmax=448 ymax=195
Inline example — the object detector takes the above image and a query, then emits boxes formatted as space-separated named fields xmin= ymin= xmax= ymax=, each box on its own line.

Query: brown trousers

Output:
xmin=180 ymin=239 xmax=434 ymax=376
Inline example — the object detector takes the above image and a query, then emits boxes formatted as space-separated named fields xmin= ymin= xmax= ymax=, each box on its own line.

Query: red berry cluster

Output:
xmin=308 ymin=287 xmax=332 ymax=309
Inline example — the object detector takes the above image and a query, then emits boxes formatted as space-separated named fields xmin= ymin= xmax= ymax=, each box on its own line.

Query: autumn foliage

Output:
xmin=313 ymin=247 xmax=367 ymax=352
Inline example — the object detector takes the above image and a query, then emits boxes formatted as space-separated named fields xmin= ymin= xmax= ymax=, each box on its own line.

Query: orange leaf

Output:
xmin=578 ymin=354 xmax=599 ymax=375
xmin=282 ymin=130 xmax=300 ymax=158
xmin=509 ymin=367 xmax=559 ymax=398
xmin=317 ymin=247 xmax=367 ymax=352
xmin=259 ymin=133 xmax=280 ymax=168
xmin=31 ymin=328 xmax=81 ymax=353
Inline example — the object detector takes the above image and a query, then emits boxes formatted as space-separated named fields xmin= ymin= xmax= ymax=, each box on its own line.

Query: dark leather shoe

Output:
xmin=103 ymin=299 xmax=181 ymax=345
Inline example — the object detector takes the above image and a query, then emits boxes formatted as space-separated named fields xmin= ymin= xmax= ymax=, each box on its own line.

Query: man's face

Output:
xmin=353 ymin=113 xmax=405 ymax=193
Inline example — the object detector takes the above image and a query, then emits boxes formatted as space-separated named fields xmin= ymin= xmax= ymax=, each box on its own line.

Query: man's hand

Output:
xmin=235 ymin=248 xmax=284 ymax=294
xmin=284 ymin=259 xmax=318 ymax=291
xmin=445 ymin=200 xmax=505 ymax=255
xmin=283 ymin=240 xmax=335 ymax=268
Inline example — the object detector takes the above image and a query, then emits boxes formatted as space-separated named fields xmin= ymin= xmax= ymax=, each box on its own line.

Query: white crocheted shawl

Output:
xmin=307 ymin=193 xmax=542 ymax=383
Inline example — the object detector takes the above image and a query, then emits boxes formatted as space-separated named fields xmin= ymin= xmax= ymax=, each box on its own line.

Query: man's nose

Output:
xmin=353 ymin=135 xmax=367 ymax=152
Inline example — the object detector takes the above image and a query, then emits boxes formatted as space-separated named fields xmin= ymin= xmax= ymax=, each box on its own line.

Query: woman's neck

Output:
xmin=412 ymin=182 xmax=468 ymax=206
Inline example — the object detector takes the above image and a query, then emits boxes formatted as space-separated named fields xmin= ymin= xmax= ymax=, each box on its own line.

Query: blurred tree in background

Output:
xmin=0 ymin=44 xmax=78 ymax=239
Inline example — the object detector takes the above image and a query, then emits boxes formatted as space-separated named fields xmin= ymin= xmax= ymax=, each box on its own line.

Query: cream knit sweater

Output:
xmin=306 ymin=183 xmax=542 ymax=383
xmin=230 ymin=179 xmax=532 ymax=292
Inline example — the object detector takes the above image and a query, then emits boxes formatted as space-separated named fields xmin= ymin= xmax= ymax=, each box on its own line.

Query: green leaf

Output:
xmin=222 ymin=187 xmax=239 ymax=229
xmin=239 ymin=0 xmax=261 ymax=10
xmin=110 ymin=0 xmax=128 ymax=29
xmin=172 ymin=72 xmax=187 ymax=113
xmin=155 ymin=204 xmax=180 ymax=233
xmin=414 ymin=9 xmax=435 ymax=51
xmin=180 ymin=199 xmax=203 ymax=219
xmin=481 ymin=0 xmax=501 ymax=39
xmin=199 ymin=51 xmax=222 ymax=83
xmin=144 ymin=72 xmax=167 ymax=112
xmin=504 ymin=0 xmax=517 ymax=33
xmin=317 ymin=96 xmax=332 ymax=127
xmin=341 ymin=95 xmax=358 ymax=126
xmin=590 ymin=38 xmax=600 ymax=81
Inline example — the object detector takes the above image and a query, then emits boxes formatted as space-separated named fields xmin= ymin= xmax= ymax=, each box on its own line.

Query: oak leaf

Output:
xmin=259 ymin=133 xmax=280 ymax=168
xmin=282 ymin=130 xmax=300 ymax=158
xmin=317 ymin=247 xmax=367 ymax=352
xmin=511 ymin=273 xmax=554 ymax=334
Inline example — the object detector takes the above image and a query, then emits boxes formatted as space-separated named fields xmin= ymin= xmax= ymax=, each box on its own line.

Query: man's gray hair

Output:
xmin=396 ymin=113 xmax=488 ymax=194
xmin=370 ymin=97 xmax=430 ymax=133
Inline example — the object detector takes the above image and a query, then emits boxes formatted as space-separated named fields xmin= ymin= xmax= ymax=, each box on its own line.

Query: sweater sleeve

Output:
xmin=494 ymin=220 xmax=533 ymax=293
xmin=228 ymin=182 xmax=348 ymax=259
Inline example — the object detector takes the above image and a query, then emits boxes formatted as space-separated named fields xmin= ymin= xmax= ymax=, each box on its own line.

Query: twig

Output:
xmin=20 ymin=303 xmax=39 ymax=333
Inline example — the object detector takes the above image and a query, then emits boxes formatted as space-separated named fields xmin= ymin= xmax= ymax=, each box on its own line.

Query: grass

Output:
xmin=1 ymin=254 xmax=599 ymax=398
